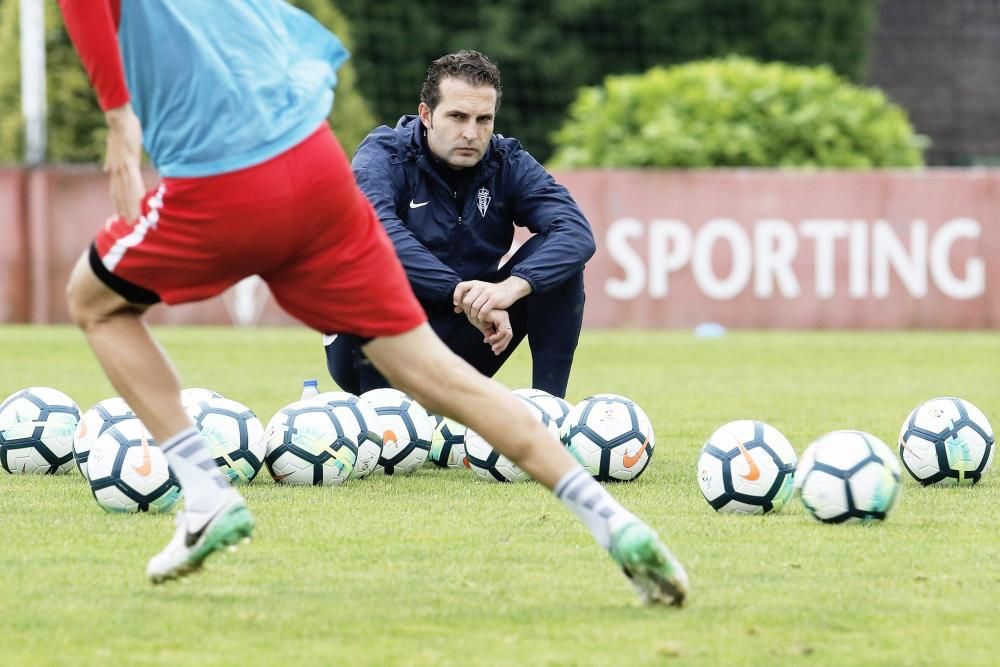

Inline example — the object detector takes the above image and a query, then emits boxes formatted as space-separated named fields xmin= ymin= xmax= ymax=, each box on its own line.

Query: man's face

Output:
xmin=419 ymin=77 xmax=497 ymax=170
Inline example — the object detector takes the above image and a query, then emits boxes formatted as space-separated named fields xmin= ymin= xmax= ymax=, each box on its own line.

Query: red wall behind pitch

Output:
xmin=3 ymin=167 xmax=998 ymax=329
xmin=0 ymin=169 xmax=28 ymax=323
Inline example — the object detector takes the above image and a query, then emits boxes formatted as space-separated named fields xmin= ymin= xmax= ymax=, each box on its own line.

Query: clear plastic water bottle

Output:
xmin=300 ymin=379 xmax=319 ymax=400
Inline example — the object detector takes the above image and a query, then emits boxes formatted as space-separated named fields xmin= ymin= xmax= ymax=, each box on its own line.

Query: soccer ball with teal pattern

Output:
xmin=313 ymin=391 xmax=383 ymax=480
xmin=898 ymin=396 xmax=994 ymax=486
xmin=263 ymin=398 xmax=359 ymax=485
xmin=0 ymin=387 xmax=80 ymax=475
xmin=428 ymin=414 xmax=466 ymax=468
xmin=185 ymin=396 xmax=265 ymax=484
xmin=796 ymin=430 xmax=901 ymax=523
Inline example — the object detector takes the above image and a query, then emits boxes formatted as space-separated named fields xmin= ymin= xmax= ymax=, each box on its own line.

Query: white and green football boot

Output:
xmin=146 ymin=488 xmax=254 ymax=584
xmin=609 ymin=520 xmax=688 ymax=607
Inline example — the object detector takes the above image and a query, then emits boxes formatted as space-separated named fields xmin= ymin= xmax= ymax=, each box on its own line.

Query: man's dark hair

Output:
xmin=420 ymin=50 xmax=502 ymax=112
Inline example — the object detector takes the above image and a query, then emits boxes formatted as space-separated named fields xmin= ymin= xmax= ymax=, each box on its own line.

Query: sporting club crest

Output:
xmin=476 ymin=187 xmax=492 ymax=218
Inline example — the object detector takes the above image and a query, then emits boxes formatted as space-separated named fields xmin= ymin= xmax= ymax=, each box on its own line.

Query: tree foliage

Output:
xmin=0 ymin=0 xmax=105 ymax=163
xmin=334 ymin=0 xmax=877 ymax=162
xmin=0 ymin=0 xmax=374 ymax=164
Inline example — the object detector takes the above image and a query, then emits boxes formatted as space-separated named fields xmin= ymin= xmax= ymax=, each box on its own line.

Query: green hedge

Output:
xmin=549 ymin=57 xmax=926 ymax=168
xmin=0 ymin=0 xmax=374 ymax=164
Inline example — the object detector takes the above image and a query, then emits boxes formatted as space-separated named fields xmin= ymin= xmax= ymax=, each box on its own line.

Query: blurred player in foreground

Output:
xmin=59 ymin=0 xmax=687 ymax=605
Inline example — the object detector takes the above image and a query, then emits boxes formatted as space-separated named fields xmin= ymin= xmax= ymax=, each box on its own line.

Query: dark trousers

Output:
xmin=325 ymin=236 xmax=585 ymax=398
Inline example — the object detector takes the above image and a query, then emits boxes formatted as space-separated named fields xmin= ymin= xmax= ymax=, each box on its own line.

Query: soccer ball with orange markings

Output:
xmin=561 ymin=394 xmax=654 ymax=482
xmin=360 ymin=388 xmax=431 ymax=475
xmin=0 ymin=386 xmax=80 ymax=475
xmin=74 ymin=397 xmax=137 ymax=480
xmin=796 ymin=430 xmax=901 ymax=524
xmin=86 ymin=419 xmax=181 ymax=513
xmin=697 ymin=420 xmax=797 ymax=514
xmin=898 ymin=396 xmax=994 ymax=486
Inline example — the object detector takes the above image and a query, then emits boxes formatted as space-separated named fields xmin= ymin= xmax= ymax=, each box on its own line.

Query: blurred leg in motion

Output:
xmin=363 ymin=325 xmax=688 ymax=606
xmin=66 ymin=250 xmax=253 ymax=583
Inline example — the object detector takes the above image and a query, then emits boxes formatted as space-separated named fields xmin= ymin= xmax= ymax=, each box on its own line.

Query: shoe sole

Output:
xmin=150 ymin=505 xmax=255 ymax=585
xmin=614 ymin=525 xmax=688 ymax=607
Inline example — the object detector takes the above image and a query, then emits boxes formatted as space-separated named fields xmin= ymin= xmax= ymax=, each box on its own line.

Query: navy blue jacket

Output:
xmin=351 ymin=115 xmax=596 ymax=307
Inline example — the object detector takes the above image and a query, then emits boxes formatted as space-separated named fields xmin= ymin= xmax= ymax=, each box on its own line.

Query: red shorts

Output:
xmin=91 ymin=124 xmax=426 ymax=338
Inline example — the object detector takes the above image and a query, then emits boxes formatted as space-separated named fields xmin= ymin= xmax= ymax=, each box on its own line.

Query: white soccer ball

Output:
xmin=561 ymin=393 xmax=654 ymax=482
xmin=427 ymin=413 xmax=467 ymax=468
xmin=263 ymin=398 xmax=358 ymax=485
xmin=181 ymin=387 xmax=224 ymax=404
xmin=74 ymin=397 xmax=137 ymax=480
xmin=898 ymin=396 xmax=995 ymax=486
xmin=86 ymin=419 xmax=182 ymax=513
xmin=697 ymin=420 xmax=797 ymax=514
xmin=512 ymin=388 xmax=573 ymax=429
xmin=465 ymin=394 xmax=557 ymax=482
xmin=360 ymin=388 xmax=431 ymax=475
xmin=185 ymin=396 xmax=265 ymax=484
xmin=312 ymin=391 xmax=383 ymax=480
xmin=796 ymin=430 xmax=901 ymax=523
xmin=0 ymin=387 xmax=80 ymax=475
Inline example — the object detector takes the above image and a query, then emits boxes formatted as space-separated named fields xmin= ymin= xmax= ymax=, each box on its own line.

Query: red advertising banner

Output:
xmin=556 ymin=170 xmax=1000 ymax=329
xmin=2 ymin=168 xmax=998 ymax=329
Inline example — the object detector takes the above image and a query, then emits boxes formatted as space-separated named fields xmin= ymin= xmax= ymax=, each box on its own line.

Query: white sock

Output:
xmin=160 ymin=427 xmax=229 ymax=514
xmin=554 ymin=467 xmax=636 ymax=550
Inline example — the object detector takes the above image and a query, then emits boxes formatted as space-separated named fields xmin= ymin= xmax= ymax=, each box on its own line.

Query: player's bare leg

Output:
xmin=363 ymin=325 xmax=688 ymax=606
xmin=366 ymin=327 xmax=575 ymax=487
xmin=66 ymin=252 xmax=253 ymax=582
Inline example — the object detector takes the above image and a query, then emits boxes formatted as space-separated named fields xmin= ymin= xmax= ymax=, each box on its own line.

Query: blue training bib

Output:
xmin=118 ymin=0 xmax=348 ymax=177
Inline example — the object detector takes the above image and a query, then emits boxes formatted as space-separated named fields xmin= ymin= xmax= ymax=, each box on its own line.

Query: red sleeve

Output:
xmin=58 ymin=0 xmax=129 ymax=111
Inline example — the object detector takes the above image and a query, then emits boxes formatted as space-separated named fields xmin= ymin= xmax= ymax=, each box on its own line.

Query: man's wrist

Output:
xmin=447 ymin=279 xmax=463 ymax=304
xmin=104 ymin=103 xmax=134 ymax=128
xmin=504 ymin=276 xmax=532 ymax=300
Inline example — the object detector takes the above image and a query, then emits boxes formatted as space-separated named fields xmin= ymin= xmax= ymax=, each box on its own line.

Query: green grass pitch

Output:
xmin=1 ymin=325 xmax=998 ymax=666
